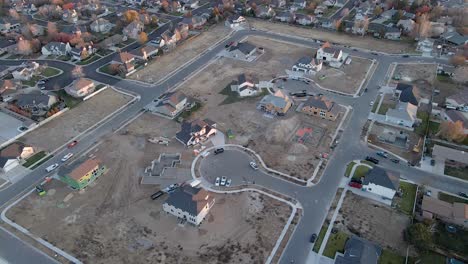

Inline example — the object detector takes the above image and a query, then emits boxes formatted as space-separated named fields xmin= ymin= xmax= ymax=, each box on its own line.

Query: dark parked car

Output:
xmin=390 ymin=158 xmax=400 ymax=164
xmin=214 ymin=148 xmax=224 ymax=154
xmin=310 ymin=233 xmax=317 ymax=243
xmin=402 ymin=55 xmax=409 ymax=58
xmin=350 ymin=178 xmax=362 ymax=184
xmin=365 ymin=156 xmax=379 ymax=164
xmin=348 ymin=182 xmax=362 ymax=189
xmin=458 ymin=192 xmax=468 ymax=198
xmin=430 ymin=159 xmax=435 ymax=166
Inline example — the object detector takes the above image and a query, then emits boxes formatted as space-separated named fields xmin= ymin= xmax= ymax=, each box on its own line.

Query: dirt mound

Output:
xmin=290 ymin=143 xmax=309 ymax=154
xmin=265 ymin=116 xmax=300 ymax=143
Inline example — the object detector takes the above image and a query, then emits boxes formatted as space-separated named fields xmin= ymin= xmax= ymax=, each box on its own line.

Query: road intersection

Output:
xmin=1 ymin=26 xmax=466 ymax=264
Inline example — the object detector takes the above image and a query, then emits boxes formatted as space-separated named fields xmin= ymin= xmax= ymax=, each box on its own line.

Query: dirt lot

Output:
xmin=19 ymin=88 xmax=132 ymax=151
xmin=249 ymin=19 xmax=416 ymax=54
xmin=368 ymin=122 xmax=422 ymax=163
xmin=432 ymin=75 xmax=465 ymax=105
xmin=177 ymin=37 xmax=343 ymax=178
xmin=7 ymin=178 xmax=291 ymax=264
xmin=129 ymin=24 xmax=230 ymax=84
xmin=313 ymin=56 xmax=373 ymax=94
xmin=392 ymin=63 xmax=437 ymax=100
xmin=336 ymin=192 xmax=411 ymax=255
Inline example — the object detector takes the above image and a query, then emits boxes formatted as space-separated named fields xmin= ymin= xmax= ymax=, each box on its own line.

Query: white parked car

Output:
xmin=369 ymin=101 xmax=374 ymax=106
xmin=61 ymin=153 xmax=73 ymax=162
xmin=164 ymin=183 xmax=179 ymax=193
xmin=250 ymin=161 xmax=259 ymax=170
xmin=45 ymin=163 xmax=59 ymax=172
xmin=220 ymin=176 xmax=227 ymax=186
xmin=226 ymin=179 xmax=232 ymax=187
xmin=215 ymin=177 xmax=220 ymax=186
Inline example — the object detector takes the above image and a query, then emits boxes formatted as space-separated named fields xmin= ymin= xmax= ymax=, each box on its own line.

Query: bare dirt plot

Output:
xmin=19 ymin=88 xmax=132 ymax=151
xmin=129 ymin=24 xmax=231 ymax=84
xmin=432 ymin=76 xmax=465 ymax=105
xmin=393 ymin=63 xmax=437 ymax=85
xmin=313 ymin=56 xmax=373 ymax=94
xmin=177 ymin=38 xmax=343 ymax=178
xmin=249 ymin=19 xmax=416 ymax=54
xmin=7 ymin=179 xmax=291 ymax=264
xmin=335 ymin=192 xmax=412 ymax=255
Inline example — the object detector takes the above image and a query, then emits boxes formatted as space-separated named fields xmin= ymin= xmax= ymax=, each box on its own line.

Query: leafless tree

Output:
xmin=17 ymin=38 xmax=33 ymax=55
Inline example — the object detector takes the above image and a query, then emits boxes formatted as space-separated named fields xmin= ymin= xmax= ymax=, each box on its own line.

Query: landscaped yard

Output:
xmin=22 ymin=151 xmax=47 ymax=168
xmin=444 ymin=165 xmax=468 ymax=181
xmin=323 ymin=231 xmax=349 ymax=258
xmin=371 ymin=95 xmax=381 ymax=113
xmin=344 ymin=161 xmax=356 ymax=177
xmin=379 ymin=249 xmax=405 ymax=264
xmin=57 ymin=90 xmax=82 ymax=108
xmin=352 ymin=165 xmax=370 ymax=180
xmin=438 ymin=192 xmax=468 ymax=204
xmin=397 ymin=181 xmax=417 ymax=215
xmin=433 ymin=223 xmax=468 ymax=258
xmin=428 ymin=121 xmax=440 ymax=135
xmin=76 ymin=54 xmax=101 ymax=65
xmin=41 ymin=67 xmax=61 ymax=77
xmin=313 ymin=224 xmax=328 ymax=252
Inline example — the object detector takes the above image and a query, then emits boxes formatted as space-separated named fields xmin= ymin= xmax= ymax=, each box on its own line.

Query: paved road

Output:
xmin=0 ymin=23 xmax=460 ymax=264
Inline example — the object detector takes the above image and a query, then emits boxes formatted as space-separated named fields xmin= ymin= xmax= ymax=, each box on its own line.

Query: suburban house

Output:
xmin=230 ymin=73 xmax=260 ymax=97
xmin=334 ymin=236 xmax=382 ymax=264
xmin=316 ymin=42 xmax=349 ymax=68
xmin=15 ymin=94 xmax=57 ymax=112
xmin=129 ymin=45 xmax=159 ymax=60
xmin=227 ymin=42 xmax=257 ymax=60
xmin=361 ymin=167 xmax=400 ymax=201
xmin=123 ymin=20 xmax=144 ymax=39
xmin=182 ymin=0 xmax=199 ymax=9
xmin=385 ymin=102 xmax=418 ymax=127
xmin=149 ymin=91 xmax=193 ymax=118
xmin=295 ymin=14 xmax=316 ymax=25
xmin=180 ymin=15 xmax=207 ymax=29
xmin=161 ymin=29 xmax=178 ymax=47
xmin=275 ymin=11 xmax=295 ymax=23
xmin=397 ymin=19 xmax=415 ymax=33
xmin=90 ymin=18 xmax=114 ymax=33
xmin=65 ymin=78 xmax=95 ymax=98
xmin=29 ymin=24 xmax=45 ymax=37
xmin=440 ymin=31 xmax=468 ymax=46
xmin=225 ymin=14 xmax=246 ymax=28
xmin=254 ymin=5 xmax=275 ymax=18
xmin=443 ymin=110 xmax=468 ymax=134
xmin=417 ymin=38 xmax=434 ymax=57
xmin=300 ymin=96 xmax=339 ymax=121
xmin=12 ymin=62 xmax=40 ymax=81
xmin=292 ymin=56 xmax=323 ymax=74
xmin=62 ymin=9 xmax=79 ymax=23
xmin=384 ymin=27 xmax=401 ymax=40
xmin=290 ymin=0 xmax=306 ymax=11
xmin=41 ymin=42 xmax=72 ymax=56
xmin=0 ymin=80 xmax=17 ymax=102
xmin=58 ymin=158 xmax=107 ymax=190
xmin=394 ymin=83 xmax=419 ymax=106
xmin=0 ymin=18 xmax=20 ymax=33
xmin=176 ymin=119 xmax=217 ymax=147
xmin=421 ymin=196 xmax=468 ymax=228
xmin=257 ymin=90 xmax=293 ymax=116
xmin=0 ymin=142 xmax=34 ymax=173
xmin=163 ymin=185 xmax=215 ymax=225
xmin=71 ymin=46 xmax=95 ymax=61
xmin=446 ymin=90 xmax=468 ymax=112
xmin=110 ymin=52 xmax=136 ymax=76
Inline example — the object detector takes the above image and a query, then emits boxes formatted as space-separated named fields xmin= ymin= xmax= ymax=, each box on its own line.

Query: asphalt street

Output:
xmin=0 ymin=20 xmax=463 ymax=264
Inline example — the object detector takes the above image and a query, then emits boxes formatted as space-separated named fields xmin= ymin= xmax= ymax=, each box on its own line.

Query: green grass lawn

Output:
xmin=98 ymin=64 xmax=118 ymax=76
xmin=418 ymin=252 xmax=446 ymax=264
xmin=323 ymin=232 xmax=349 ymax=258
xmin=433 ymin=222 xmax=468 ymax=256
xmin=379 ymin=249 xmax=405 ymax=264
xmin=378 ymin=103 xmax=392 ymax=115
xmin=428 ymin=121 xmax=440 ymax=135
xmin=313 ymin=224 xmax=328 ymax=252
xmin=30 ymin=154 xmax=53 ymax=170
xmin=371 ymin=95 xmax=381 ymax=113
xmin=444 ymin=165 xmax=468 ymax=181
xmin=42 ymin=67 xmax=60 ymax=77
xmin=76 ymin=54 xmax=101 ymax=65
xmin=352 ymin=165 xmax=370 ymax=180
xmin=22 ymin=151 xmax=47 ymax=168
xmin=57 ymin=90 xmax=82 ymax=108
xmin=95 ymin=84 xmax=106 ymax=90
xmin=438 ymin=192 xmax=468 ymax=204
xmin=398 ymin=181 xmax=417 ymax=215
xmin=344 ymin=162 xmax=356 ymax=177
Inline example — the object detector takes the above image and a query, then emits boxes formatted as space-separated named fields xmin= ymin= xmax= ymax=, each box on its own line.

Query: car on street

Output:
xmin=402 ymin=55 xmax=409 ymax=58
xmin=37 ymin=80 xmax=46 ymax=85
xmin=61 ymin=153 xmax=74 ymax=162
xmin=39 ymin=86 xmax=46 ymax=90
xmin=365 ymin=156 xmax=379 ymax=164
xmin=458 ymin=192 xmax=468 ymax=198
xmin=215 ymin=177 xmax=220 ymax=186
xmin=369 ymin=101 xmax=374 ymax=106
xmin=430 ymin=159 xmax=435 ymax=166
xmin=425 ymin=190 xmax=432 ymax=197
xmin=310 ymin=233 xmax=317 ymax=243
xmin=376 ymin=151 xmax=388 ymax=158
xmin=250 ymin=161 xmax=259 ymax=170
xmin=214 ymin=148 xmax=224 ymax=154
xmin=67 ymin=140 xmax=78 ymax=148
xmin=390 ymin=158 xmax=399 ymax=163
xmin=226 ymin=179 xmax=232 ymax=187
xmin=220 ymin=176 xmax=227 ymax=186
xmin=348 ymin=182 xmax=362 ymax=189
xmin=45 ymin=163 xmax=59 ymax=172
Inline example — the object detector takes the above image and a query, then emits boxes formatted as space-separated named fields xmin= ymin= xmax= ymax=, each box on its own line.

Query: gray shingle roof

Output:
xmin=335 ymin=236 xmax=382 ymax=264
xmin=229 ymin=42 xmax=256 ymax=55
xmin=164 ymin=185 xmax=209 ymax=215
xmin=396 ymin=83 xmax=418 ymax=106
xmin=362 ymin=167 xmax=400 ymax=191
xmin=259 ymin=94 xmax=288 ymax=109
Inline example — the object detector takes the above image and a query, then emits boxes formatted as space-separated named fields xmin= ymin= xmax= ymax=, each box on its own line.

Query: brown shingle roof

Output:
xmin=0 ymin=142 xmax=28 ymax=158
xmin=73 ymin=78 xmax=94 ymax=91
xmin=68 ymin=159 xmax=101 ymax=181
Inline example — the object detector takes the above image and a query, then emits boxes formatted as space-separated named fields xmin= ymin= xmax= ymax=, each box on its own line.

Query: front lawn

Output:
xmin=417 ymin=252 xmax=445 ymax=264
xmin=98 ymin=64 xmax=118 ymax=76
xmin=323 ymin=231 xmax=349 ymax=258
xmin=371 ymin=95 xmax=381 ymax=113
xmin=344 ymin=162 xmax=356 ymax=177
xmin=22 ymin=151 xmax=47 ymax=168
xmin=378 ymin=103 xmax=392 ymax=115
xmin=76 ymin=54 xmax=101 ymax=65
xmin=313 ymin=224 xmax=328 ymax=252
xmin=398 ymin=181 xmax=417 ymax=215
xmin=438 ymin=192 xmax=468 ymax=204
xmin=352 ymin=165 xmax=370 ymax=180
xmin=444 ymin=165 xmax=468 ymax=181
xmin=379 ymin=249 xmax=405 ymax=264
xmin=57 ymin=90 xmax=82 ymax=108
xmin=42 ymin=67 xmax=61 ymax=77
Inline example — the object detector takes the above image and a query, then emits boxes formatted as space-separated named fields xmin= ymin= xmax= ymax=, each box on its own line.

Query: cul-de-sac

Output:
xmin=0 ymin=0 xmax=467 ymax=263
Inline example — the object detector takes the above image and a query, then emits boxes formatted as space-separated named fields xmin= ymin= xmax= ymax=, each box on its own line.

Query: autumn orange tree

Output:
xmin=437 ymin=121 xmax=466 ymax=143
xmin=138 ymin=32 xmax=148 ymax=44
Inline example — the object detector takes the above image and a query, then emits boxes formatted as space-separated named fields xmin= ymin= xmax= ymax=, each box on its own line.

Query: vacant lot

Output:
xmin=392 ymin=63 xmax=437 ymax=100
xmin=19 ymin=88 xmax=132 ymax=151
xmin=314 ymin=56 xmax=373 ymax=94
xmin=178 ymin=37 xmax=343 ymax=178
xmin=7 ymin=113 xmax=292 ymax=263
xmin=249 ymin=19 xmax=416 ymax=54
xmin=129 ymin=24 xmax=230 ymax=84
xmin=432 ymin=74 xmax=465 ymax=105
xmin=336 ymin=192 xmax=411 ymax=255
